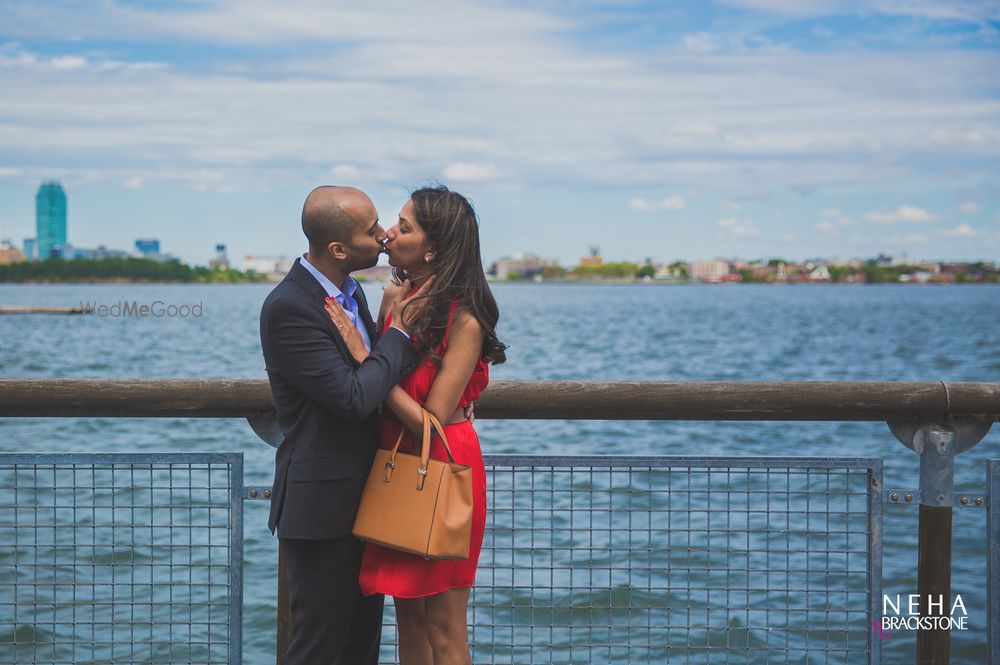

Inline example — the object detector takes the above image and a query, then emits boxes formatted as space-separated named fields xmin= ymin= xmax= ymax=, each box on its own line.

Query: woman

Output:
xmin=326 ymin=185 xmax=505 ymax=665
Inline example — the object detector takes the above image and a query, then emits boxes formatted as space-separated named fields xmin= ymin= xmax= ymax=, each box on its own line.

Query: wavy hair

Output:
xmin=394 ymin=185 xmax=506 ymax=365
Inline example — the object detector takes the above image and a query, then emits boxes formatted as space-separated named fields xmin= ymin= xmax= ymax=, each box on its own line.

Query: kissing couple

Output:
xmin=260 ymin=184 xmax=506 ymax=665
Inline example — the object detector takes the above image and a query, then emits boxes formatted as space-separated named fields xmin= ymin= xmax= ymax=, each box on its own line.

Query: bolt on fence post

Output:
xmin=888 ymin=421 xmax=991 ymax=665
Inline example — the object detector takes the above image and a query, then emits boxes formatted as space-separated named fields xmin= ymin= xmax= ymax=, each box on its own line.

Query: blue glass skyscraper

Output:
xmin=36 ymin=181 xmax=67 ymax=260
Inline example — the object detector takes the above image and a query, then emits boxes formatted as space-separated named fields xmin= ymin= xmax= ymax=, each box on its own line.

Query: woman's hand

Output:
xmin=325 ymin=298 xmax=369 ymax=364
xmin=389 ymin=277 xmax=435 ymax=334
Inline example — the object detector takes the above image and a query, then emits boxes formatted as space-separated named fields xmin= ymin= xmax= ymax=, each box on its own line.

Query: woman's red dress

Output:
xmin=358 ymin=305 xmax=489 ymax=598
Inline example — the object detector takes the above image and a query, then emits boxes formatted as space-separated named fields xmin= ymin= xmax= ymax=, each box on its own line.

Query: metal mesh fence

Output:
xmin=0 ymin=453 xmax=243 ymax=665
xmin=379 ymin=455 xmax=882 ymax=665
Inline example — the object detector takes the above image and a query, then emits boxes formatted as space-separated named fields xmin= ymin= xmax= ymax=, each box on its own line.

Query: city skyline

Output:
xmin=0 ymin=2 xmax=997 ymax=266
xmin=2 ymin=178 xmax=996 ymax=270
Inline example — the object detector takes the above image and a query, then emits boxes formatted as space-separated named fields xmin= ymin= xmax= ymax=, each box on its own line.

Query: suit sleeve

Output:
xmin=264 ymin=298 xmax=418 ymax=420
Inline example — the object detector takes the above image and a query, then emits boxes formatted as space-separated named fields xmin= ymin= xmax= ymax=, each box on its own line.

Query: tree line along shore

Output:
xmin=502 ymin=260 xmax=1000 ymax=284
xmin=0 ymin=258 xmax=268 ymax=284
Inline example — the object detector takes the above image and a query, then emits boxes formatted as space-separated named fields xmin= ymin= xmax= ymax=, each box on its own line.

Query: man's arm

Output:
xmin=264 ymin=298 xmax=417 ymax=420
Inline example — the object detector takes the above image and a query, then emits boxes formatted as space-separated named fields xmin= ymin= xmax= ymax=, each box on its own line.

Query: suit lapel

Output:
xmin=288 ymin=259 xmax=359 ymax=364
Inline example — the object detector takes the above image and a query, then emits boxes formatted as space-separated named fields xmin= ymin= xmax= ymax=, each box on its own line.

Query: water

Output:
xmin=1 ymin=282 xmax=998 ymax=663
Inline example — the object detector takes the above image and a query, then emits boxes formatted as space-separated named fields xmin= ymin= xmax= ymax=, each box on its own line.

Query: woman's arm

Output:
xmin=382 ymin=309 xmax=484 ymax=433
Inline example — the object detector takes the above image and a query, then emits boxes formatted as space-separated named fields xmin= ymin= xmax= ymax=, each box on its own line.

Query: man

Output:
xmin=260 ymin=186 xmax=421 ymax=665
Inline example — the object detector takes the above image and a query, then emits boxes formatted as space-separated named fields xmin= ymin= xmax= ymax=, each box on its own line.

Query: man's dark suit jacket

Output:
xmin=260 ymin=258 xmax=420 ymax=540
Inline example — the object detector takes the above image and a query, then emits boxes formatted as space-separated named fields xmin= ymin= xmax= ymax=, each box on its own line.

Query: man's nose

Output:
xmin=375 ymin=225 xmax=387 ymax=242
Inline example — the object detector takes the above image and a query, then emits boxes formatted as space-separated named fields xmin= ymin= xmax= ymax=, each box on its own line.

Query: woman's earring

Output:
xmin=424 ymin=253 xmax=433 ymax=263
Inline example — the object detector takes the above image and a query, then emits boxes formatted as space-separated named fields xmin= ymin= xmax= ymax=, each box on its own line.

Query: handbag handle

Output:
xmin=386 ymin=408 xmax=457 ymax=487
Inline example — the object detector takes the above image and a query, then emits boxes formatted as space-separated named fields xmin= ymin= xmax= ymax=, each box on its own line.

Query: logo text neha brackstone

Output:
xmin=80 ymin=300 xmax=204 ymax=318
xmin=882 ymin=594 xmax=969 ymax=631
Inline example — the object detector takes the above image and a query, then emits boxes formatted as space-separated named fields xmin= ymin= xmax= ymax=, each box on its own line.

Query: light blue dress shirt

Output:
xmin=299 ymin=254 xmax=373 ymax=351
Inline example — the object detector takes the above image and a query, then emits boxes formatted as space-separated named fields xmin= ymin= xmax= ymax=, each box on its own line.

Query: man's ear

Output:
xmin=327 ymin=242 xmax=348 ymax=260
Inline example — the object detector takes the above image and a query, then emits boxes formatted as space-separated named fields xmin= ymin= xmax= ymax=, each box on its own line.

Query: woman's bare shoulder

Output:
xmin=451 ymin=306 xmax=483 ymax=336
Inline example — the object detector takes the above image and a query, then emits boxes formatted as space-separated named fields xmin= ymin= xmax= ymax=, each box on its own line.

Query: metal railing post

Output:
xmin=988 ymin=460 xmax=1000 ymax=665
xmin=888 ymin=422 xmax=992 ymax=665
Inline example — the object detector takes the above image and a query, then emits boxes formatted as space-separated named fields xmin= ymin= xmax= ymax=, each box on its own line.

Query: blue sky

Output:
xmin=0 ymin=0 xmax=998 ymax=267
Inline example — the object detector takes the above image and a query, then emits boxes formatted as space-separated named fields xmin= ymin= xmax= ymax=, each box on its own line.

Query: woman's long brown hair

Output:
xmin=394 ymin=186 xmax=507 ymax=365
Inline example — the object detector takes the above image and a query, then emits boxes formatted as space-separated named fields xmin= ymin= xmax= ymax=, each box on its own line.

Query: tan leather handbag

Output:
xmin=352 ymin=408 xmax=473 ymax=560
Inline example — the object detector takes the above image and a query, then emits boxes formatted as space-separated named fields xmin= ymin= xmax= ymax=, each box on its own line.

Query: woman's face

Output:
xmin=384 ymin=199 xmax=433 ymax=270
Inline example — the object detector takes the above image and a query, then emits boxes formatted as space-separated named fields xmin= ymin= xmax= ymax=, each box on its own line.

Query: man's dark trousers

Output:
xmin=281 ymin=536 xmax=382 ymax=665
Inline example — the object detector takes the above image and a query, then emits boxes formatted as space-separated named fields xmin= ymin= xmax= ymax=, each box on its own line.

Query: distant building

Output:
xmin=493 ymin=253 xmax=559 ymax=280
xmin=691 ymin=259 xmax=732 ymax=283
xmin=22 ymin=238 xmax=37 ymax=261
xmin=36 ymin=181 xmax=67 ymax=260
xmin=133 ymin=239 xmax=176 ymax=262
xmin=0 ymin=246 xmax=27 ymax=265
xmin=808 ymin=265 xmax=831 ymax=282
xmin=209 ymin=244 xmax=230 ymax=271
xmin=63 ymin=244 xmax=130 ymax=260
xmin=579 ymin=246 xmax=603 ymax=268
xmin=244 ymin=255 xmax=295 ymax=281
xmin=135 ymin=239 xmax=161 ymax=256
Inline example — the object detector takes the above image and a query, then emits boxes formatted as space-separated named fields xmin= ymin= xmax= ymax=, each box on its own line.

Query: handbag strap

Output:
xmin=423 ymin=410 xmax=455 ymax=464
xmin=387 ymin=408 xmax=457 ymax=466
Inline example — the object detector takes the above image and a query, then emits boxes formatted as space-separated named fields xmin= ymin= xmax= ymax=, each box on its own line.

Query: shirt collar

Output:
xmin=299 ymin=253 xmax=356 ymax=302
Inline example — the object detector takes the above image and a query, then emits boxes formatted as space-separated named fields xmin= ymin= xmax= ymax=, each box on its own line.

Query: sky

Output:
xmin=0 ymin=0 xmax=998 ymax=267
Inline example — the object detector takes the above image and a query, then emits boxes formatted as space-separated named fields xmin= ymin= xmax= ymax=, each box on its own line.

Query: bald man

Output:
xmin=260 ymin=186 xmax=421 ymax=665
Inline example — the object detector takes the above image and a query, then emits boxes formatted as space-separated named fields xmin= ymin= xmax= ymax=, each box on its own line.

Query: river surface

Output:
xmin=1 ymin=283 xmax=998 ymax=663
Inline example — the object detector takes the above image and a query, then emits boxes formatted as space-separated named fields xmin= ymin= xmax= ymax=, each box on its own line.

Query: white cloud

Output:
xmin=815 ymin=220 xmax=837 ymax=233
xmin=819 ymin=208 xmax=859 ymax=226
xmin=944 ymin=223 xmax=977 ymax=238
xmin=51 ymin=55 xmax=86 ymax=70
xmin=959 ymin=201 xmax=981 ymax=214
xmin=0 ymin=2 xmax=996 ymax=201
xmin=681 ymin=32 xmax=718 ymax=53
xmin=443 ymin=162 xmax=500 ymax=183
xmin=720 ymin=0 xmax=1000 ymax=22
xmin=864 ymin=205 xmax=937 ymax=225
xmin=629 ymin=196 xmax=685 ymax=212
xmin=718 ymin=217 xmax=760 ymax=237
xmin=123 ymin=176 xmax=143 ymax=190
xmin=330 ymin=164 xmax=361 ymax=181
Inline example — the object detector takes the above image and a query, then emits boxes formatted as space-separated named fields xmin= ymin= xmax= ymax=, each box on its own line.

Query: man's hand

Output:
xmin=390 ymin=276 xmax=436 ymax=336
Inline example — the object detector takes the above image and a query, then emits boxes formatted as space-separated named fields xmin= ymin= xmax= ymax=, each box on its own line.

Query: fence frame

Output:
xmin=0 ymin=452 xmax=245 ymax=665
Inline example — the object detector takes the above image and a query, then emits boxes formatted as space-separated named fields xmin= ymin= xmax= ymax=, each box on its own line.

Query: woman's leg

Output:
xmin=393 ymin=596 xmax=433 ymax=665
xmin=424 ymin=587 xmax=472 ymax=665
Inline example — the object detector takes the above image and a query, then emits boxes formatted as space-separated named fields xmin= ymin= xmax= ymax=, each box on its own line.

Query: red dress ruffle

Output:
xmin=358 ymin=303 xmax=489 ymax=598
